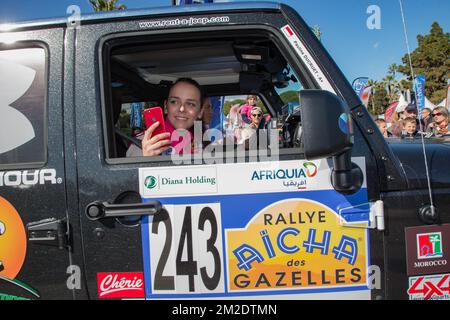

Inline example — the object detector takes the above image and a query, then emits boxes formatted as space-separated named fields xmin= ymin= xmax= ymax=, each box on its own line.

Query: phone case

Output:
xmin=143 ymin=107 xmax=166 ymax=136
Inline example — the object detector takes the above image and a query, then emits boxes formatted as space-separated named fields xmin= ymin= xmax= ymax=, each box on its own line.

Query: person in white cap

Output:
xmin=238 ymin=106 xmax=264 ymax=147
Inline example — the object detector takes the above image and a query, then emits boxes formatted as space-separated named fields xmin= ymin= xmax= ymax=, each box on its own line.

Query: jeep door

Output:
xmin=74 ymin=4 xmax=385 ymax=300
xmin=0 ymin=25 xmax=74 ymax=299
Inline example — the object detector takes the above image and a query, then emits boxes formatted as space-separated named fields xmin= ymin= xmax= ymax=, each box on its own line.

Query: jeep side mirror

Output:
xmin=299 ymin=90 xmax=363 ymax=194
xmin=299 ymin=90 xmax=353 ymax=158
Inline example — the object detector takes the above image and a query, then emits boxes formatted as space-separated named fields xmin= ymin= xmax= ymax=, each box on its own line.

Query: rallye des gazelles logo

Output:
xmin=251 ymin=162 xmax=318 ymax=190
xmin=417 ymin=232 xmax=443 ymax=259
xmin=408 ymin=274 xmax=450 ymax=300
xmin=97 ymin=272 xmax=145 ymax=299
xmin=226 ymin=199 xmax=368 ymax=292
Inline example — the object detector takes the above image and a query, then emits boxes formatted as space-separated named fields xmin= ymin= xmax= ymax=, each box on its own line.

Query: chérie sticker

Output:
xmin=97 ymin=272 xmax=145 ymax=299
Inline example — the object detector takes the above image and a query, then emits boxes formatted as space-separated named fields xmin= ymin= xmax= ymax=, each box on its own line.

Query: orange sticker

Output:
xmin=0 ymin=196 xmax=27 ymax=279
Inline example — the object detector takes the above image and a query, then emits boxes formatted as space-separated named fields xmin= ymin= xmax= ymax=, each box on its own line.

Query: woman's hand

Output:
xmin=142 ymin=121 xmax=171 ymax=157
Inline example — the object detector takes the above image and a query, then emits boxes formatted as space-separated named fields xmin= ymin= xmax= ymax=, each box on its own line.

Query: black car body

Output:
xmin=0 ymin=2 xmax=449 ymax=300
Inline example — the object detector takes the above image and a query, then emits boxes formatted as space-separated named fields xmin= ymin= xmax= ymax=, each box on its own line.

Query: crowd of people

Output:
xmin=127 ymin=77 xmax=450 ymax=160
xmin=375 ymin=102 xmax=450 ymax=139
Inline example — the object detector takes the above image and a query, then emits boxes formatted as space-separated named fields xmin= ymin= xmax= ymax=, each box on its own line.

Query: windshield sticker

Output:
xmin=139 ymin=16 xmax=230 ymax=29
xmin=281 ymin=25 xmax=334 ymax=93
xmin=140 ymin=158 xmax=371 ymax=299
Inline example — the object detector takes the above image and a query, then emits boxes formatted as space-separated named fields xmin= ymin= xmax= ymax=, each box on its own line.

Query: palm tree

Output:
xmin=311 ymin=25 xmax=322 ymax=41
xmin=89 ymin=0 xmax=126 ymax=12
xmin=365 ymin=80 xmax=377 ymax=114
xmin=388 ymin=63 xmax=398 ymax=79
xmin=383 ymin=75 xmax=396 ymax=103
xmin=383 ymin=64 xmax=404 ymax=103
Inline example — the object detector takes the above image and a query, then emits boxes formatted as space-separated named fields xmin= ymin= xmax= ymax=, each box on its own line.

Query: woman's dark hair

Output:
xmin=171 ymin=77 xmax=204 ymax=106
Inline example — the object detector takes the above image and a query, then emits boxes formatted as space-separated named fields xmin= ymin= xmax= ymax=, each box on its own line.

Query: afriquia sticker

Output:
xmin=405 ymin=224 xmax=450 ymax=276
xmin=408 ymin=274 xmax=450 ymax=300
xmin=140 ymin=158 xmax=371 ymax=299
xmin=0 ymin=196 xmax=40 ymax=299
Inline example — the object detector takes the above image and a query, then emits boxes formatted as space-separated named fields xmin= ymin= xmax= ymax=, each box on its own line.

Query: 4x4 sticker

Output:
xmin=140 ymin=158 xmax=371 ymax=299
xmin=408 ymin=274 xmax=450 ymax=300
xmin=0 ymin=59 xmax=36 ymax=154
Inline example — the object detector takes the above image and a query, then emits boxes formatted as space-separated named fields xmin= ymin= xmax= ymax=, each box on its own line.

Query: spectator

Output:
xmin=226 ymin=103 xmax=243 ymax=143
xmin=420 ymin=108 xmax=433 ymax=132
xmin=404 ymin=103 xmax=418 ymax=121
xmin=201 ymin=97 xmax=213 ymax=130
xmin=401 ymin=117 xmax=418 ymax=138
xmin=238 ymin=106 xmax=263 ymax=146
xmin=427 ymin=107 xmax=450 ymax=136
xmin=390 ymin=103 xmax=418 ymax=137
xmin=375 ymin=119 xmax=391 ymax=138
xmin=389 ymin=111 xmax=404 ymax=137
xmin=125 ymin=126 xmax=145 ymax=157
xmin=239 ymin=95 xmax=258 ymax=124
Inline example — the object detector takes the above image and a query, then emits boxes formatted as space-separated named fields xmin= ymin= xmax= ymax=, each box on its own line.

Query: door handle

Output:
xmin=86 ymin=200 xmax=162 ymax=221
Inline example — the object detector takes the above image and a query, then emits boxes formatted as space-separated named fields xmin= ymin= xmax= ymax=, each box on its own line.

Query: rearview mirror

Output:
xmin=299 ymin=90 xmax=353 ymax=159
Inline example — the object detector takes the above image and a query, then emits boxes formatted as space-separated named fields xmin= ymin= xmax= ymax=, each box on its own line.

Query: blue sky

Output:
xmin=0 ymin=0 xmax=448 ymax=83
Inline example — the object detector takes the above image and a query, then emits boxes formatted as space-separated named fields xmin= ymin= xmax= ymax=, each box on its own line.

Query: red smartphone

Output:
xmin=143 ymin=107 xmax=166 ymax=136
